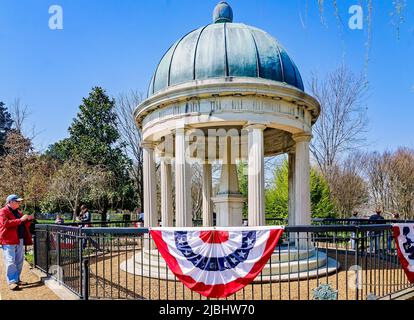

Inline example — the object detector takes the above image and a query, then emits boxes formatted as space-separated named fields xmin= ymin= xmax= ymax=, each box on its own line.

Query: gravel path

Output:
xmin=85 ymin=250 xmax=412 ymax=300
xmin=0 ymin=249 xmax=59 ymax=300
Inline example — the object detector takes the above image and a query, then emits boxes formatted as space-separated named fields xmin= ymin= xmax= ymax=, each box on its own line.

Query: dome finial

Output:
xmin=213 ymin=1 xmax=233 ymax=23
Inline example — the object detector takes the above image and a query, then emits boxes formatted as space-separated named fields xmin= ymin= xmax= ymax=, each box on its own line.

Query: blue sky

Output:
xmin=0 ymin=0 xmax=413 ymax=152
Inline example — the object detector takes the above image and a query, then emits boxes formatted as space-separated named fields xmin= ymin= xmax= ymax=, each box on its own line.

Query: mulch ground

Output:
xmin=0 ymin=249 xmax=59 ymax=300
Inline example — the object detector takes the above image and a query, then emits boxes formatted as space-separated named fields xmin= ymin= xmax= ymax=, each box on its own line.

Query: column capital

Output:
xmin=244 ymin=123 xmax=267 ymax=131
xmin=171 ymin=125 xmax=194 ymax=135
xmin=292 ymin=132 xmax=313 ymax=143
xmin=141 ymin=141 xmax=157 ymax=150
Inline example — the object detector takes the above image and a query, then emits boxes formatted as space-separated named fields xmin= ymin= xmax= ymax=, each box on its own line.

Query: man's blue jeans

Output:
xmin=2 ymin=239 xmax=24 ymax=285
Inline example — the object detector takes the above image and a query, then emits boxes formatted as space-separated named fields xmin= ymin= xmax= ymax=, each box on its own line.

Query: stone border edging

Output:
xmin=30 ymin=268 xmax=80 ymax=300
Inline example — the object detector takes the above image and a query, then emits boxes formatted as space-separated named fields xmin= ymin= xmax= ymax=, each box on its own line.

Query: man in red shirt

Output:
xmin=0 ymin=195 xmax=34 ymax=290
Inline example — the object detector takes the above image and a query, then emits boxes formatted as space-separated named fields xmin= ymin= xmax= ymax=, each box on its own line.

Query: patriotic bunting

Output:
xmin=150 ymin=227 xmax=284 ymax=298
xmin=393 ymin=224 xmax=414 ymax=283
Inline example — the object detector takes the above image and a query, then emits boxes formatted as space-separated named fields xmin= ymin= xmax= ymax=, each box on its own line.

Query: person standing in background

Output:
xmin=79 ymin=205 xmax=92 ymax=227
xmin=369 ymin=208 xmax=385 ymax=253
xmin=55 ymin=214 xmax=65 ymax=225
xmin=79 ymin=205 xmax=100 ymax=251
xmin=388 ymin=212 xmax=400 ymax=253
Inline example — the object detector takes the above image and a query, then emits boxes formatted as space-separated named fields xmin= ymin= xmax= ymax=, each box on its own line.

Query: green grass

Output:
xmin=25 ymin=252 xmax=34 ymax=266
xmin=37 ymin=220 xmax=56 ymax=224
xmin=35 ymin=214 xmax=128 ymax=225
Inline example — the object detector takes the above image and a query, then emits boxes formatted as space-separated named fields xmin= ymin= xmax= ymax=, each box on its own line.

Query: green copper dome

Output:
xmin=147 ymin=2 xmax=304 ymax=97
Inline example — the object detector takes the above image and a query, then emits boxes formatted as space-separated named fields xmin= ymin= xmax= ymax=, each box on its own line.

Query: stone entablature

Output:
xmin=135 ymin=78 xmax=320 ymax=141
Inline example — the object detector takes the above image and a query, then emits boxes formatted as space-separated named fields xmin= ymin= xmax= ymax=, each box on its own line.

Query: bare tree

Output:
xmin=10 ymin=98 xmax=41 ymax=144
xmin=116 ymin=91 xmax=144 ymax=209
xmin=328 ymin=152 xmax=369 ymax=218
xmin=46 ymin=158 xmax=107 ymax=221
xmin=10 ymin=98 xmax=30 ymax=134
xmin=25 ymin=156 xmax=60 ymax=211
xmin=310 ymin=65 xmax=369 ymax=179
xmin=365 ymin=151 xmax=394 ymax=212
xmin=366 ymin=148 xmax=414 ymax=219
xmin=87 ymin=168 xmax=117 ymax=220
xmin=388 ymin=148 xmax=414 ymax=219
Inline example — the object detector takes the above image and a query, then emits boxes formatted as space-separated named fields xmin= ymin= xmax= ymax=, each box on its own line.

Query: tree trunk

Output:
xmin=72 ymin=198 xmax=79 ymax=222
xmin=101 ymin=203 xmax=108 ymax=224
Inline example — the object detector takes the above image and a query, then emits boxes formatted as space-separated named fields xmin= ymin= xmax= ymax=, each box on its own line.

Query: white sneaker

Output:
xmin=8 ymin=283 xmax=19 ymax=291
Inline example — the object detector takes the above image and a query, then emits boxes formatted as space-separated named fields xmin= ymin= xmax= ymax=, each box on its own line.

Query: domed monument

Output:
xmin=127 ymin=2 xmax=338 ymax=280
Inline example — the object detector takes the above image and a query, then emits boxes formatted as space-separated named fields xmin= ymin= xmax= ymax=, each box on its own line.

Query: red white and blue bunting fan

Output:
xmin=393 ymin=224 xmax=414 ymax=283
xmin=150 ymin=226 xmax=284 ymax=298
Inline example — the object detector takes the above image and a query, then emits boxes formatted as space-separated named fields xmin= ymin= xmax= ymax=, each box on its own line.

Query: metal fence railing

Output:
xmin=40 ymin=217 xmax=413 ymax=228
xmin=34 ymin=225 xmax=84 ymax=297
xmin=33 ymin=221 xmax=414 ymax=300
xmin=312 ymin=218 xmax=414 ymax=226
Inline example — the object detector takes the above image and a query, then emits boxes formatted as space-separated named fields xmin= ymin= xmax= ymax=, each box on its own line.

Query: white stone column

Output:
xmin=288 ymin=152 xmax=296 ymax=227
xmin=202 ymin=162 xmax=213 ymax=227
xmin=246 ymin=124 xmax=267 ymax=227
xmin=142 ymin=142 xmax=158 ymax=228
xmin=293 ymin=133 xmax=312 ymax=250
xmin=212 ymin=135 xmax=245 ymax=227
xmin=160 ymin=156 xmax=173 ymax=227
xmin=175 ymin=128 xmax=192 ymax=227
xmin=293 ymin=133 xmax=312 ymax=226
xmin=142 ymin=141 xmax=158 ymax=251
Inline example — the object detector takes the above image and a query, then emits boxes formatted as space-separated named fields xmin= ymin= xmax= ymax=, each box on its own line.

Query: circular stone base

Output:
xmin=120 ymin=247 xmax=340 ymax=283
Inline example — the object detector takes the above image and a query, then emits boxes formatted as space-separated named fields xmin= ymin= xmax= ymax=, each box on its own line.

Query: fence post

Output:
xmin=45 ymin=226 xmax=50 ymax=275
xmin=33 ymin=230 xmax=37 ymax=268
xmin=78 ymin=230 xmax=83 ymax=297
xmin=56 ymin=232 xmax=61 ymax=268
xmin=354 ymin=227 xmax=360 ymax=301
xmin=82 ymin=258 xmax=89 ymax=300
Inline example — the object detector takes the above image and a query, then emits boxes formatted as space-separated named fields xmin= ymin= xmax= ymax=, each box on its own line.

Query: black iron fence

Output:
xmin=49 ymin=217 xmax=413 ymax=228
xmin=312 ymin=218 xmax=414 ymax=226
xmin=33 ymin=222 xmax=413 ymax=300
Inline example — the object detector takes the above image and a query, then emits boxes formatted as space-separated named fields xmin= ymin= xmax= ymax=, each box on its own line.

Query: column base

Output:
xmin=211 ymin=194 xmax=245 ymax=227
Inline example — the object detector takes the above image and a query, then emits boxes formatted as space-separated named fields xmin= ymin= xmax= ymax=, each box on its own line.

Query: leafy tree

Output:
xmin=26 ymin=156 xmax=60 ymax=212
xmin=45 ymin=138 xmax=73 ymax=162
xmin=116 ymin=91 xmax=144 ymax=210
xmin=0 ymin=130 xmax=34 ymax=204
xmin=0 ymin=102 xmax=13 ymax=156
xmin=67 ymin=87 xmax=126 ymax=168
xmin=46 ymin=87 xmax=134 ymax=220
xmin=310 ymin=168 xmax=336 ymax=218
xmin=237 ymin=162 xmax=248 ymax=218
xmin=0 ymin=105 xmax=57 ymax=212
xmin=265 ymin=160 xmax=337 ymax=221
xmin=265 ymin=163 xmax=289 ymax=219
